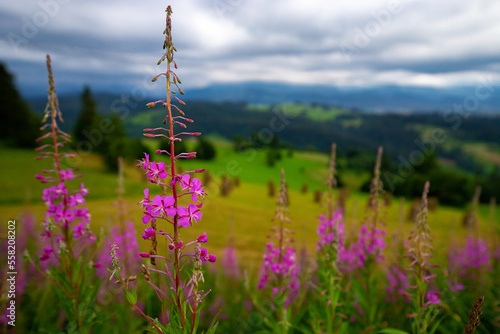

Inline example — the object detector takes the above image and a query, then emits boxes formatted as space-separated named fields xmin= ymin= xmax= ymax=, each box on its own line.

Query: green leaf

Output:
xmin=123 ymin=288 xmax=137 ymax=305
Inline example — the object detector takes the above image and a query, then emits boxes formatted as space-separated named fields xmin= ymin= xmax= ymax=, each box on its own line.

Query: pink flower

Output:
xmin=179 ymin=174 xmax=192 ymax=190
xmin=142 ymin=206 xmax=156 ymax=224
xmin=190 ymin=178 xmax=205 ymax=201
xmin=197 ymin=233 xmax=208 ymax=243
xmin=425 ymin=293 xmax=440 ymax=306
xmin=54 ymin=206 xmax=75 ymax=224
xmin=139 ymin=189 xmax=150 ymax=207
xmin=40 ymin=246 xmax=53 ymax=261
xmin=177 ymin=204 xmax=202 ymax=228
xmin=60 ymin=170 xmax=74 ymax=181
xmin=142 ymin=227 xmax=156 ymax=240
xmin=139 ymin=152 xmax=150 ymax=170
xmin=74 ymin=207 xmax=90 ymax=224
xmin=151 ymin=195 xmax=176 ymax=218
xmin=73 ymin=222 xmax=86 ymax=239
xmin=148 ymin=161 xmax=168 ymax=180
xmin=80 ymin=183 xmax=89 ymax=196
xmin=207 ymin=254 xmax=217 ymax=263
xmin=69 ymin=193 xmax=85 ymax=206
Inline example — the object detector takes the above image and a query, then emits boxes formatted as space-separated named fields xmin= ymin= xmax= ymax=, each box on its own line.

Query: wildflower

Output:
xmin=40 ymin=246 xmax=53 ymax=262
xmin=448 ymin=237 xmax=492 ymax=280
xmin=142 ymin=227 xmax=156 ymax=240
xmin=73 ymin=222 xmax=86 ymax=239
xmin=151 ymin=195 xmax=176 ymax=218
xmin=425 ymin=293 xmax=440 ymax=306
xmin=197 ymin=233 xmax=208 ymax=243
xmin=386 ymin=265 xmax=411 ymax=303
xmin=258 ymin=170 xmax=298 ymax=300
xmin=125 ymin=6 xmax=216 ymax=331
xmin=177 ymin=204 xmax=202 ymax=228
xmin=406 ymin=181 xmax=441 ymax=330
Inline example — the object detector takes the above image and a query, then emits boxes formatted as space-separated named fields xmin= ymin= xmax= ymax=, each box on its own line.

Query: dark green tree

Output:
xmin=0 ymin=63 xmax=40 ymax=147
xmin=73 ymin=85 xmax=99 ymax=145
xmin=195 ymin=137 xmax=216 ymax=160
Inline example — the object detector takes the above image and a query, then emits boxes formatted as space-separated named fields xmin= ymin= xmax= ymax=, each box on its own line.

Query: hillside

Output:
xmin=26 ymin=94 xmax=500 ymax=175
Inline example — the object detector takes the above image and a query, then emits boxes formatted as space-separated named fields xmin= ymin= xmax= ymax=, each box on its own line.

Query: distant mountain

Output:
xmin=27 ymin=82 xmax=500 ymax=115
xmin=184 ymin=82 xmax=500 ymax=114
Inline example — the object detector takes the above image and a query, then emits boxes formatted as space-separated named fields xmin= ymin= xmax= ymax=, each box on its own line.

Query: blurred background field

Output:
xmin=1 ymin=142 xmax=497 ymax=274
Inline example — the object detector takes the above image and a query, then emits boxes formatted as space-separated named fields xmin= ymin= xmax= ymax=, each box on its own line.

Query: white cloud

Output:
xmin=1 ymin=0 xmax=499 ymax=96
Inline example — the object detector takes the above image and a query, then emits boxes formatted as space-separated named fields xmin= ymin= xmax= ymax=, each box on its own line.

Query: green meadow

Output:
xmin=1 ymin=142 xmax=497 ymax=273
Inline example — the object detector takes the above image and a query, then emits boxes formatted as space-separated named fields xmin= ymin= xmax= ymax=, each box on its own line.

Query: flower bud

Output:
xmin=139 ymin=252 xmax=150 ymax=258
xmin=197 ymin=233 xmax=208 ymax=243
xmin=146 ymin=102 xmax=156 ymax=108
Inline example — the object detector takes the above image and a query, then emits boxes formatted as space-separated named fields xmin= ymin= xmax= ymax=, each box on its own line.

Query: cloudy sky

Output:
xmin=1 ymin=0 xmax=499 ymax=97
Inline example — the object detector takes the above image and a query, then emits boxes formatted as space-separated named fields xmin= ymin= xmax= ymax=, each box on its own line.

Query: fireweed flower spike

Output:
xmin=313 ymin=143 xmax=347 ymax=332
xmin=406 ymin=181 xmax=441 ymax=333
xmin=32 ymin=55 xmax=98 ymax=331
xmin=257 ymin=169 xmax=298 ymax=332
xmin=97 ymin=157 xmax=140 ymax=279
xmin=115 ymin=6 xmax=217 ymax=333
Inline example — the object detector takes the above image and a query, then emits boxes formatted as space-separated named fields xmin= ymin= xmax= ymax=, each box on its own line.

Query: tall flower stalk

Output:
xmin=110 ymin=6 xmax=217 ymax=333
xmin=313 ymin=143 xmax=347 ymax=333
xmin=97 ymin=157 xmax=140 ymax=279
xmin=257 ymin=169 xmax=298 ymax=333
xmin=339 ymin=148 xmax=386 ymax=327
xmin=406 ymin=181 xmax=441 ymax=333
xmin=32 ymin=54 xmax=99 ymax=331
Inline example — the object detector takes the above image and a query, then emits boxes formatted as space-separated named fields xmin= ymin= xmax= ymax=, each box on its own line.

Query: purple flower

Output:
xmin=425 ymin=292 xmax=440 ymax=306
xmin=80 ymin=182 xmax=89 ymax=196
xmin=339 ymin=224 xmax=386 ymax=273
xmin=222 ymin=246 xmax=239 ymax=279
xmin=448 ymin=237 xmax=492 ymax=280
xmin=385 ymin=265 xmax=410 ymax=303
xmin=138 ymin=152 xmax=151 ymax=170
xmin=316 ymin=211 xmax=344 ymax=252
xmin=151 ymin=195 xmax=176 ymax=218
xmin=177 ymin=204 xmax=202 ymax=228
xmin=259 ymin=242 xmax=297 ymax=290
xmin=142 ymin=206 xmax=156 ymax=224
xmin=139 ymin=188 xmax=150 ymax=207
xmin=60 ymin=170 xmax=74 ymax=181
xmin=54 ymin=206 xmax=75 ymax=224
xmin=40 ymin=246 xmax=53 ymax=261
xmin=189 ymin=178 xmax=205 ymax=201
xmin=142 ymin=227 xmax=156 ymax=240
xmin=73 ymin=222 xmax=86 ymax=239
xmin=147 ymin=161 xmax=168 ymax=180
xmin=179 ymin=174 xmax=192 ymax=190
xmin=197 ymin=233 xmax=208 ymax=243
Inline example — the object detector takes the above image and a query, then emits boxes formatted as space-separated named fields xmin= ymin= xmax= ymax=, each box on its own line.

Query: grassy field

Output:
xmin=0 ymin=144 xmax=498 ymax=272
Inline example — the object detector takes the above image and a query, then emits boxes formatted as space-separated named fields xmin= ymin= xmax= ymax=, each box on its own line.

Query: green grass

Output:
xmin=0 ymin=144 xmax=498 ymax=272
xmin=248 ymin=103 xmax=346 ymax=122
